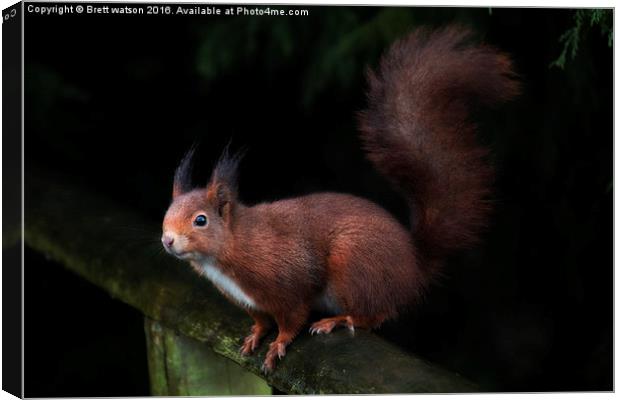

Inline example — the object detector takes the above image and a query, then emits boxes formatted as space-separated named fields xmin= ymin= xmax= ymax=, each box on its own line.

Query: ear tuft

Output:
xmin=172 ymin=144 xmax=198 ymax=198
xmin=209 ymin=142 xmax=246 ymax=195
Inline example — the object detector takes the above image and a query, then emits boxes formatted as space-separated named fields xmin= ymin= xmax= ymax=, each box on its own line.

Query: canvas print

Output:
xmin=2 ymin=2 xmax=613 ymax=396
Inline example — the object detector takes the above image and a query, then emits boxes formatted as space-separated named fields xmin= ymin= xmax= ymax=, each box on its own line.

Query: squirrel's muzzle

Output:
xmin=162 ymin=234 xmax=175 ymax=248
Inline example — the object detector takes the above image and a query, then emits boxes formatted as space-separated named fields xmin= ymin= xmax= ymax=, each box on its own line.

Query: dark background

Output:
xmin=23 ymin=4 xmax=612 ymax=396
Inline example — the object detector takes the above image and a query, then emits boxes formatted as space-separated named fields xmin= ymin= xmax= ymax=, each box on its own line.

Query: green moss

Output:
xmin=145 ymin=318 xmax=271 ymax=395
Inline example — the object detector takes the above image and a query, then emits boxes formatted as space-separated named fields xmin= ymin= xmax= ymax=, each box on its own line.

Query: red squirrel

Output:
xmin=161 ymin=26 xmax=519 ymax=373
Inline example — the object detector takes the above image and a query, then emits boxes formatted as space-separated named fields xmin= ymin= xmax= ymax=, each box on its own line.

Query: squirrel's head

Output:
xmin=161 ymin=145 xmax=243 ymax=262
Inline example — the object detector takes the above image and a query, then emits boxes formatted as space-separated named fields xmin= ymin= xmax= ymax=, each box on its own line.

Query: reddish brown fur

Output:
xmin=162 ymin=26 xmax=519 ymax=372
xmin=359 ymin=26 xmax=519 ymax=264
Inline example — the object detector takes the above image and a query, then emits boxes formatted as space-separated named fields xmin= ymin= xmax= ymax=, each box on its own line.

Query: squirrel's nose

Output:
xmin=162 ymin=234 xmax=174 ymax=248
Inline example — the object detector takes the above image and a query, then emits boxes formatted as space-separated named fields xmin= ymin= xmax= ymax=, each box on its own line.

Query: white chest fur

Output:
xmin=198 ymin=260 xmax=257 ymax=310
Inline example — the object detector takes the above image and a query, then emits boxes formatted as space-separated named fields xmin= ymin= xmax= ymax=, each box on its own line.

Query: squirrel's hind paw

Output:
xmin=309 ymin=315 xmax=355 ymax=335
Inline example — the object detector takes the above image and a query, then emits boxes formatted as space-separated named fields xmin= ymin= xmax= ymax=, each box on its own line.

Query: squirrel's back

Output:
xmin=240 ymin=191 xmax=420 ymax=319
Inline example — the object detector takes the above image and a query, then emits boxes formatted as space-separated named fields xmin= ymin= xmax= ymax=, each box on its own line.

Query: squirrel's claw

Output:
xmin=261 ymin=361 xmax=274 ymax=374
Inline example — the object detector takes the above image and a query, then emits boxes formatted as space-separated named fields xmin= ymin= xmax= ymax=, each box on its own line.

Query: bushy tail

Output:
xmin=358 ymin=26 xmax=519 ymax=265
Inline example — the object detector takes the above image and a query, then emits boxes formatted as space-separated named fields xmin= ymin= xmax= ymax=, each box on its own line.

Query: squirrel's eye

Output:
xmin=193 ymin=214 xmax=208 ymax=227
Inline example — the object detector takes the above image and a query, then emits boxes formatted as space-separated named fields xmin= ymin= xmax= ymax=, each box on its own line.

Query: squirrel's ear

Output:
xmin=206 ymin=182 xmax=235 ymax=222
xmin=172 ymin=146 xmax=196 ymax=199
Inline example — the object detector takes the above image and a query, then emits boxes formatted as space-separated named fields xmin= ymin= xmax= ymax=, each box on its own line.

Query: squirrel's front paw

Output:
xmin=261 ymin=341 xmax=286 ymax=373
xmin=240 ymin=332 xmax=261 ymax=356
xmin=240 ymin=323 xmax=270 ymax=356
